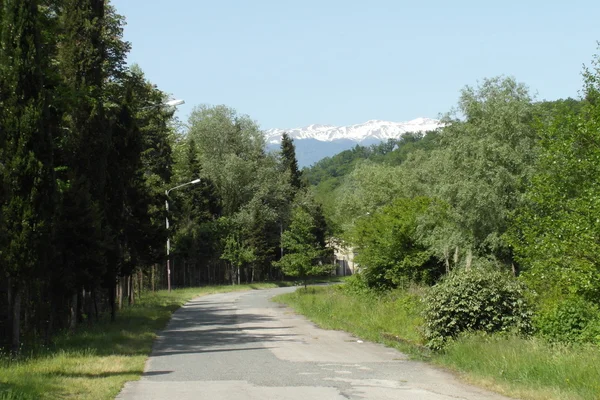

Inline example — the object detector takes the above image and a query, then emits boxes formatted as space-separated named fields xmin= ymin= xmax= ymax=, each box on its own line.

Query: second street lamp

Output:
xmin=165 ymin=178 xmax=201 ymax=292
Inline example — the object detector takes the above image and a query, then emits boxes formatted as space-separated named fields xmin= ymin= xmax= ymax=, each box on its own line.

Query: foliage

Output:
xmin=280 ymin=132 xmax=303 ymax=191
xmin=220 ymin=233 xmax=257 ymax=284
xmin=508 ymin=52 xmax=600 ymax=304
xmin=322 ymin=77 xmax=539 ymax=273
xmin=304 ymin=133 xmax=439 ymax=230
xmin=339 ymin=274 xmax=373 ymax=296
xmin=334 ymin=161 xmax=408 ymax=231
xmin=178 ymin=105 xmax=292 ymax=283
xmin=533 ymin=297 xmax=600 ymax=344
xmin=303 ymin=132 xmax=440 ymax=187
xmin=352 ymin=197 xmax=443 ymax=289
xmin=0 ymin=0 xmax=188 ymax=350
xmin=274 ymin=207 xmax=332 ymax=287
xmin=413 ymin=77 xmax=537 ymax=263
xmin=423 ymin=264 xmax=532 ymax=350
xmin=0 ymin=0 xmax=57 ymax=352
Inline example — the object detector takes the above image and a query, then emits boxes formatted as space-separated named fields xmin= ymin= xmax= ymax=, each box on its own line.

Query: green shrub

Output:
xmin=423 ymin=264 xmax=532 ymax=350
xmin=534 ymin=297 xmax=600 ymax=344
xmin=351 ymin=197 xmax=445 ymax=290
xmin=339 ymin=274 xmax=373 ymax=296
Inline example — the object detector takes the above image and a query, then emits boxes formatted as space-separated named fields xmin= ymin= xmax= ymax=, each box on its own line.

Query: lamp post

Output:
xmin=142 ymin=98 xmax=185 ymax=110
xmin=165 ymin=179 xmax=201 ymax=292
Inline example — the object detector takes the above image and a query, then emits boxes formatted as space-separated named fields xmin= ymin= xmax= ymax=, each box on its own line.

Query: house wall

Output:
xmin=330 ymin=241 xmax=357 ymax=276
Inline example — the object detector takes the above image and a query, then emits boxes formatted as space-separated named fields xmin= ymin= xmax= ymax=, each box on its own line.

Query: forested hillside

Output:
xmin=302 ymin=131 xmax=440 ymax=223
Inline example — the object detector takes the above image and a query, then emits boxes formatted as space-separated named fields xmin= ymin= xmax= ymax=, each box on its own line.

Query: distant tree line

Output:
xmin=168 ymin=108 xmax=330 ymax=289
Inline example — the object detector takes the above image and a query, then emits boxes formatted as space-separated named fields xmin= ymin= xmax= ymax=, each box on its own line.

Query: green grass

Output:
xmin=0 ymin=283 xmax=281 ymax=400
xmin=274 ymin=285 xmax=426 ymax=355
xmin=439 ymin=334 xmax=600 ymax=400
xmin=274 ymin=285 xmax=600 ymax=400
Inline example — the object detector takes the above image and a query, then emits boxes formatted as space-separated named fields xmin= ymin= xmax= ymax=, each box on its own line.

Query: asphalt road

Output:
xmin=117 ymin=286 xmax=513 ymax=400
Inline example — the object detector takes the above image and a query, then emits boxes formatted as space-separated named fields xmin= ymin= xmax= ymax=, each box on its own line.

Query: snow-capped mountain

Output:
xmin=264 ymin=118 xmax=441 ymax=144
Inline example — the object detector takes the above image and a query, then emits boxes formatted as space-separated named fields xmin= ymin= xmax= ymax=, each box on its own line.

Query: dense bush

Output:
xmin=423 ymin=264 xmax=532 ymax=350
xmin=534 ymin=297 xmax=600 ymax=344
xmin=351 ymin=197 xmax=445 ymax=290
xmin=339 ymin=274 xmax=373 ymax=296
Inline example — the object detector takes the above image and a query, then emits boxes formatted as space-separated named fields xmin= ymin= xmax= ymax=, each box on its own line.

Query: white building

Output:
xmin=329 ymin=238 xmax=357 ymax=276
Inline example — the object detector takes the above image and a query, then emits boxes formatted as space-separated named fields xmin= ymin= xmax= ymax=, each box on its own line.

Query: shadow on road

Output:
xmin=150 ymin=297 xmax=299 ymax=357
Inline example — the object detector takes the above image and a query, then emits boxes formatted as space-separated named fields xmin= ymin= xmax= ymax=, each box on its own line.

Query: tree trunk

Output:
xmin=466 ymin=249 xmax=473 ymax=271
xmin=151 ymin=264 xmax=155 ymax=292
xmin=109 ymin=283 xmax=116 ymax=322
xmin=22 ymin=286 xmax=29 ymax=336
xmin=93 ymin=289 xmax=99 ymax=322
xmin=84 ymin=288 xmax=93 ymax=326
xmin=443 ymin=246 xmax=450 ymax=274
xmin=118 ymin=279 xmax=123 ymax=310
xmin=139 ymin=269 xmax=143 ymax=300
xmin=128 ymin=275 xmax=133 ymax=306
xmin=453 ymin=246 xmax=459 ymax=267
xmin=46 ymin=303 xmax=55 ymax=346
xmin=11 ymin=286 xmax=21 ymax=355
xmin=69 ymin=292 xmax=77 ymax=331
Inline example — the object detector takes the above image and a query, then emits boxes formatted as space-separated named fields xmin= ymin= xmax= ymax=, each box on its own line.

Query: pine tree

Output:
xmin=280 ymin=133 xmax=303 ymax=191
xmin=0 ymin=0 xmax=56 ymax=353
xmin=274 ymin=207 xmax=331 ymax=288
xmin=173 ymin=138 xmax=222 ymax=285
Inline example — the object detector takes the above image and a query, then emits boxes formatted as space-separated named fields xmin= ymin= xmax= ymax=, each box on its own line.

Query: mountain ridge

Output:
xmin=264 ymin=117 xmax=442 ymax=144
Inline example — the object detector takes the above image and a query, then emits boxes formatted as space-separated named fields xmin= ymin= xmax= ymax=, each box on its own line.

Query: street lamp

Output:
xmin=165 ymin=178 xmax=201 ymax=292
xmin=142 ymin=98 xmax=185 ymax=110
xmin=163 ymin=99 xmax=185 ymax=107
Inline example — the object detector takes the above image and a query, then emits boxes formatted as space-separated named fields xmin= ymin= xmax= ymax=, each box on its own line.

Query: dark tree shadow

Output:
xmin=149 ymin=299 xmax=300 ymax=357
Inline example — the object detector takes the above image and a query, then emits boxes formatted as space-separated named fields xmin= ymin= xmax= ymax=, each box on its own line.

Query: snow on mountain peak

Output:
xmin=264 ymin=118 xmax=442 ymax=144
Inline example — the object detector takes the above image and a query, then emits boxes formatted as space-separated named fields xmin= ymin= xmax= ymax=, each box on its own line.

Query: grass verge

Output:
xmin=274 ymin=285 xmax=600 ymax=400
xmin=0 ymin=283 xmax=281 ymax=400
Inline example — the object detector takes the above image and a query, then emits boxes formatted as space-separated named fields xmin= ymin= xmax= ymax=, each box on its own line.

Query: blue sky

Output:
xmin=112 ymin=0 xmax=599 ymax=130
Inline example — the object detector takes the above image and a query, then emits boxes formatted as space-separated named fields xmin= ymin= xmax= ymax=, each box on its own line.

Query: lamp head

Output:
xmin=165 ymin=99 xmax=185 ymax=107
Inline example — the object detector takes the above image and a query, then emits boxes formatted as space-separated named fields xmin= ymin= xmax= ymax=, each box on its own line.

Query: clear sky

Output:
xmin=111 ymin=0 xmax=599 ymax=130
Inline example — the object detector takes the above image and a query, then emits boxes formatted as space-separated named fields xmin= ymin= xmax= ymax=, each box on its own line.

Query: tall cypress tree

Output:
xmin=0 ymin=0 xmax=56 ymax=352
xmin=280 ymin=133 xmax=303 ymax=192
xmin=58 ymin=0 xmax=107 ymax=199
xmin=127 ymin=66 xmax=174 ymax=275
xmin=56 ymin=0 xmax=111 ymax=321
